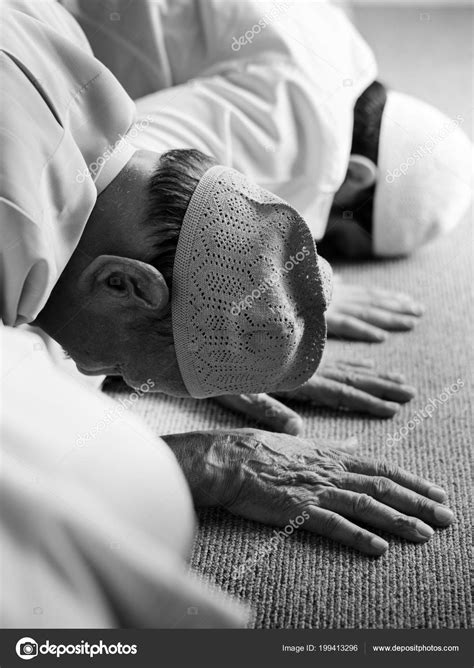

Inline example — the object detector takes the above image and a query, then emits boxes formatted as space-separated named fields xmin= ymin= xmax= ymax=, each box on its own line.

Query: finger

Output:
xmin=323 ymin=436 xmax=359 ymax=454
xmin=332 ymin=284 xmax=424 ymax=315
xmin=334 ymin=358 xmax=376 ymax=370
xmin=370 ymin=299 xmax=424 ymax=317
xmin=320 ymin=490 xmax=434 ymax=542
xmin=301 ymin=377 xmax=401 ymax=417
xmin=351 ymin=287 xmax=425 ymax=313
xmin=305 ymin=505 xmax=388 ymax=555
xmin=213 ymin=394 xmax=303 ymax=436
xmin=337 ymin=474 xmax=454 ymax=527
xmin=326 ymin=314 xmax=387 ymax=342
xmin=305 ymin=435 xmax=360 ymax=455
xmin=339 ymin=306 xmax=419 ymax=331
xmin=379 ymin=371 xmax=406 ymax=383
xmin=365 ymin=289 xmax=425 ymax=316
xmin=343 ymin=459 xmax=449 ymax=504
xmin=321 ymin=369 xmax=416 ymax=403
xmin=334 ymin=363 xmax=407 ymax=384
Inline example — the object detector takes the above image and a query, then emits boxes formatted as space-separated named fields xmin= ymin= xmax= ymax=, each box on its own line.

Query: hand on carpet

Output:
xmin=163 ymin=429 xmax=453 ymax=556
xmin=213 ymin=359 xmax=415 ymax=433
xmin=326 ymin=278 xmax=424 ymax=342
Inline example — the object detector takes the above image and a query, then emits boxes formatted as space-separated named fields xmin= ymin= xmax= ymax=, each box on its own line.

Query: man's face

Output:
xmin=58 ymin=306 xmax=189 ymax=396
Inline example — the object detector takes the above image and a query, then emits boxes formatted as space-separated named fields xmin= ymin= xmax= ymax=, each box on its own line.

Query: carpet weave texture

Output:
xmin=106 ymin=213 xmax=472 ymax=628
xmin=105 ymin=7 xmax=472 ymax=629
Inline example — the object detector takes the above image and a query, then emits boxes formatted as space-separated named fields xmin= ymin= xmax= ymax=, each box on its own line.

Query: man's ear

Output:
xmin=79 ymin=255 xmax=169 ymax=314
xmin=333 ymin=154 xmax=377 ymax=206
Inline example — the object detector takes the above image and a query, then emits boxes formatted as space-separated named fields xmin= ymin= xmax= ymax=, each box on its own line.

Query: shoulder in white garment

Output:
xmin=0 ymin=0 xmax=136 ymax=326
xmin=102 ymin=0 xmax=378 ymax=238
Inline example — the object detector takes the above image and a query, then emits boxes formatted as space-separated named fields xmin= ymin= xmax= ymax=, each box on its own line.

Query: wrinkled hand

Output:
xmin=163 ymin=429 xmax=453 ymax=556
xmin=326 ymin=277 xmax=424 ymax=342
xmin=214 ymin=359 xmax=415 ymax=434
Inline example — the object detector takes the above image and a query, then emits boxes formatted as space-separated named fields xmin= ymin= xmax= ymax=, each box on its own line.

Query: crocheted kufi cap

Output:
xmin=172 ymin=165 xmax=332 ymax=399
xmin=374 ymin=91 xmax=473 ymax=256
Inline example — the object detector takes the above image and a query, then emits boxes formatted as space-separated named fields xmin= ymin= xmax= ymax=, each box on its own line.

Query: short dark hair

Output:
xmin=349 ymin=80 xmax=388 ymax=234
xmin=144 ymin=148 xmax=218 ymax=291
xmin=134 ymin=148 xmax=217 ymax=338
xmin=351 ymin=80 xmax=387 ymax=163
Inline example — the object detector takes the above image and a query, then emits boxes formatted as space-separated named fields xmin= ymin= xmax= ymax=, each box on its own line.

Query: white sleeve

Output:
xmin=132 ymin=61 xmax=374 ymax=237
xmin=63 ymin=0 xmax=376 ymax=236
xmin=20 ymin=324 xmax=106 ymax=391
xmin=127 ymin=1 xmax=377 ymax=237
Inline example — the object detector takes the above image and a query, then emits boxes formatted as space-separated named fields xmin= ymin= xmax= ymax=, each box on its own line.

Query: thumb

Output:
xmin=213 ymin=394 xmax=303 ymax=435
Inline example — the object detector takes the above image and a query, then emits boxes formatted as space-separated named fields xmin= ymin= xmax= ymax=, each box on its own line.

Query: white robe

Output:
xmin=0 ymin=0 xmax=247 ymax=628
xmin=0 ymin=323 xmax=248 ymax=628
xmin=0 ymin=0 xmax=136 ymax=327
xmin=65 ymin=0 xmax=377 ymax=237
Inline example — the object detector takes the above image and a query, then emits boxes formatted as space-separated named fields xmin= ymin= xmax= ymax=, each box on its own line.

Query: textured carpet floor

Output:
xmin=104 ymin=7 xmax=472 ymax=628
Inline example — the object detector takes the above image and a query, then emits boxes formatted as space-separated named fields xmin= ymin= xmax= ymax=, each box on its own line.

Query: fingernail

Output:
xmin=370 ymin=536 xmax=388 ymax=553
xmin=428 ymin=486 xmax=447 ymax=502
xmin=387 ymin=373 xmax=405 ymax=383
xmin=434 ymin=505 xmax=454 ymax=525
xmin=386 ymin=402 xmax=400 ymax=413
xmin=375 ymin=333 xmax=387 ymax=342
xmin=284 ymin=415 xmax=304 ymax=436
xmin=416 ymin=523 xmax=434 ymax=540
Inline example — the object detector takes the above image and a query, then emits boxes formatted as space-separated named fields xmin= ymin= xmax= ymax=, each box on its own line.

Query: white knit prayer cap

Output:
xmin=172 ymin=165 xmax=331 ymax=399
xmin=374 ymin=91 xmax=473 ymax=256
